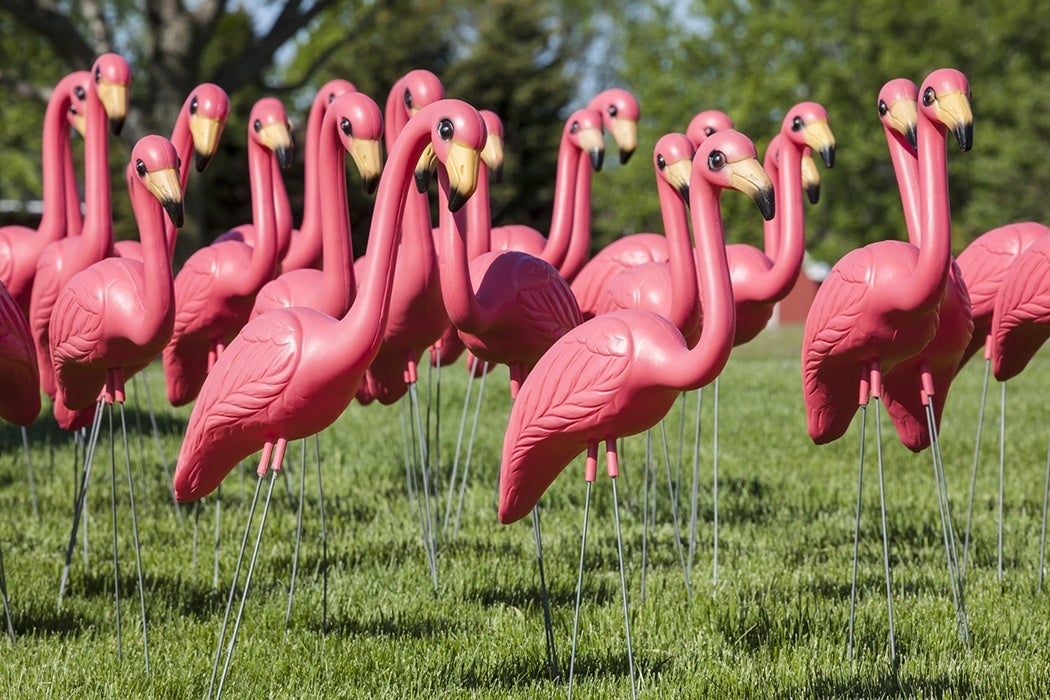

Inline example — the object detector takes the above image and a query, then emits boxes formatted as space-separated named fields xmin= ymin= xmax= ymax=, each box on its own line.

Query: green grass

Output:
xmin=4 ymin=325 xmax=1050 ymax=698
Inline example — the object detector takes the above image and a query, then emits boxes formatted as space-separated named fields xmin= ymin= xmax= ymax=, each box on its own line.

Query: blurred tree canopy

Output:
xmin=1 ymin=0 xmax=1049 ymax=267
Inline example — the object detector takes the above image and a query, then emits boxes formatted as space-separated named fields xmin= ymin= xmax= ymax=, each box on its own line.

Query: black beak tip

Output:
xmin=363 ymin=174 xmax=380 ymax=195
xmin=414 ymin=169 xmax=432 ymax=193
xmin=677 ymin=183 xmax=690 ymax=202
xmin=164 ymin=200 xmax=185 ymax=229
xmin=906 ymin=126 xmax=918 ymax=151
xmin=821 ymin=146 xmax=835 ymax=169
xmin=194 ymin=150 xmax=215 ymax=173
xmin=806 ymin=184 xmax=821 ymax=205
xmin=276 ymin=147 xmax=293 ymax=169
xmin=757 ymin=188 xmax=776 ymax=221
xmin=591 ymin=148 xmax=604 ymax=172
xmin=956 ymin=123 xmax=973 ymax=152
xmin=110 ymin=117 xmax=126 ymax=136
xmin=619 ymin=148 xmax=635 ymax=165
xmin=447 ymin=188 xmax=467 ymax=213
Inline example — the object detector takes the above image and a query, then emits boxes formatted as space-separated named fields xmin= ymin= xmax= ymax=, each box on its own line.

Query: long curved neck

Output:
xmin=762 ymin=138 xmax=782 ymax=258
xmin=659 ymin=176 xmax=698 ymax=338
xmin=81 ymin=79 xmax=114 ymax=260
xmin=536 ymin=134 xmax=581 ymax=270
xmin=559 ymin=152 xmax=594 ymax=282
xmin=131 ymin=174 xmax=174 ymax=343
xmin=38 ymin=78 xmax=76 ymax=242
xmin=291 ymin=95 xmax=328 ymax=265
xmin=166 ymin=105 xmax=194 ymax=255
xmin=316 ymin=113 xmax=356 ymax=318
xmin=885 ymin=124 xmax=921 ymax=245
xmin=338 ymin=112 xmax=427 ymax=359
xmin=271 ymin=157 xmax=293 ymax=261
xmin=237 ymin=136 xmax=279 ymax=294
xmin=438 ymin=167 xmax=486 ymax=334
xmin=64 ymin=133 xmax=82 ymax=237
xmin=675 ymin=181 xmax=734 ymax=390
xmin=907 ymin=108 xmax=951 ymax=311
xmin=466 ymin=162 xmax=492 ymax=259
xmin=752 ymin=135 xmax=806 ymax=302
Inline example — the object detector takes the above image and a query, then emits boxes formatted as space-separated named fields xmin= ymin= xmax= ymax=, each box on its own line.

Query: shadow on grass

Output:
xmin=317 ymin=608 xmax=466 ymax=639
xmin=463 ymin=577 xmax=619 ymax=609
xmin=793 ymin=668 xmax=973 ymax=698
xmin=456 ymin=647 xmax=669 ymax=692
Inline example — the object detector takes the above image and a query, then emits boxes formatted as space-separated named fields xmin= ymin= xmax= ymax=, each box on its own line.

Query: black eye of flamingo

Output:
xmin=341 ymin=117 xmax=353 ymax=136
xmin=438 ymin=119 xmax=454 ymax=141
xmin=404 ymin=88 xmax=413 ymax=110
xmin=656 ymin=154 xmax=666 ymax=171
xmin=607 ymin=105 xmax=618 ymax=118
xmin=791 ymin=116 xmax=804 ymax=131
xmin=708 ymin=150 xmax=726 ymax=170
xmin=923 ymin=87 xmax=936 ymax=106
xmin=190 ymin=97 xmax=199 ymax=115
xmin=135 ymin=159 xmax=147 ymax=177
xmin=878 ymin=100 xmax=888 ymax=117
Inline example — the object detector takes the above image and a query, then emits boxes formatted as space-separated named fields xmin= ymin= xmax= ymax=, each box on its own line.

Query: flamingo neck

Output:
xmin=756 ymin=134 xmax=806 ymax=302
xmin=240 ymin=135 xmax=279 ymax=294
xmin=761 ymin=137 xmax=782 ymax=259
xmin=132 ymin=173 xmax=174 ymax=341
xmin=537 ymin=134 xmax=581 ymax=270
xmin=316 ymin=110 xmax=356 ymax=318
xmin=81 ymin=78 xmax=114 ymax=261
xmin=885 ymin=123 xmax=921 ymax=245
xmin=270 ymin=157 xmax=293 ymax=261
xmin=912 ymin=107 xmax=951 ymax=310
xmin=680 ymin=182 xmax=734 ymax=390
xmin=466 ymin=162 xmax=492 ymax=259
xmin=292 ymin=93 xmax=328 ymax=267
xmin=166 ymin=103 xmax=194 ymax=256
xmin=559 ymin=152 xmax=594 ymax=282
xmin=437 ymin=167 xmax=485 ymax=334
xmin=338 ymin=111 xmax=428 ymax=361
xmin=38 ymin=75 xmax=77 ymax=243
xmin=659 ymin=174 xmax=698 ymax=339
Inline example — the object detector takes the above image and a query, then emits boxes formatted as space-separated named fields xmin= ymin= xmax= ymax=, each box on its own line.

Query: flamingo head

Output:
xmin=781 ymin=101 xmax=836 ymax=169
xmin=653 ymin=132 xmax=695 ymax=201
xmin=878 ymin=78 xmax=919 ymax=152
xmin=695 ymin=129 xmax=775 ymax=221
xmin=92 ymin=53 xmax=131 ymax=135
xmin=800 ymin=147 xmax=821 ymax=204
xmin=919 ymin=68 xmax=973 ymax=151
xmin=64 ymin=71 xmax=92 ymax=138
xmin=316 ymin=78 xmax=358 ymax=112
xmin=249 ymin=97 xmax=294 ymax=169
xmin=128 ymin=135 xmax=184 ymax=228
xmin=185 ymin=83 xmax=230 ymax=173
xmin=587 ymin=87 xmax=639 ymax=164
xmin=412 ymin=99 xmax=485 ymax=213
xmin=565 ymin=108 xmax=605 ymax=172
xmin=328 ymin=91 xmax=384 ymax=195
xmin=401 ymin=69 xmax=445 ymax=118
xmin=686 ymin=109 xmax=734 ymax=149
xmin=480 ymin=110 xmax=505 ymax=183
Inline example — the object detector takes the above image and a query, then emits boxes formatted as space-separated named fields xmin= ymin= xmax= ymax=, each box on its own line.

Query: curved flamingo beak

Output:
xmin=607 ymin=117 xmax=638 ymax=164
xmin=802 ymin=118 xmax=836 ymax=169
xmin=96 ymin=81 xmax=128 ymax=135
xmin=801 ymin=150 xmax=821 ymax=204
xmin=935 ymin=90 xmax=974 ymax=151
xmin=664 ymin=156 xmax=692 ymax=201
xmin=886 ymin=96 xmax=919 ymax=151
xmin=190 ymin=115 xmax=226 ymax=172
xmin=144 ymin=166 xmax=185 ymax=228
xmin=443 ymin=141 xmax=481 ymax=213
xmin=578 ymin=126 xmax=605 ymax=172
xmin=414 ymin=143 xmax=437 ymax=193
xmin=728 ymin=158 xmax=776 ymax=221
xmin=481 ymin=132 xmax=504 ymax=184
xmin=259 ymin=122 xmax=294 ymax=168
xmin=349 ymin=138 xmax=383 ymax=195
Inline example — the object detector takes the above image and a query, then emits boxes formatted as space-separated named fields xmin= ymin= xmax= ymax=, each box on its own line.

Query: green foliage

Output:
xmin=598 ymin=0 xmax=1050 ymax=265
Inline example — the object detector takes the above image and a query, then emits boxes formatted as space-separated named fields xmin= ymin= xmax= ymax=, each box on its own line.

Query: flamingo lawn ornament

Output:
xmin=115 ymin=84 xmax=230 ymax=262
xmin=0 ymin=71 xmax=93 ymax=316
xmin=30 ymin=53 xmax=131 ymax=431
xmin=802 ymin=69 xmax=973 ymax=666
xmin=279 ymin=79 xmax=359 ymax=272
xmin=162 ymin=97 xmax=292 ymax=407
xmin=0 ymin=280 xmax=40 ymax=427
xmin=499 ymin=130 xmax=774 ymax=698
xmin=955 ymin=221 xmax=1049 ymax=580
xmin=251 ymin=91 xmax=383 ymax=319
xmin=170 ymin=100 xmax=484 ymax=700
xmin=50 ymin=134 xmax=184 ymax=673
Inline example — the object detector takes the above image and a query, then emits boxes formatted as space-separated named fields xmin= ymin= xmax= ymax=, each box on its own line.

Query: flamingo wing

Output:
xmin=174 ymin=309 xmax=302 ymax=502
xmin=991 ymin=239 xmax=1050 ymax=381
xmin=0 ymin=281 xmax=40 ymax=425
xmin=49 ymin=272 xmax=108 ymax=409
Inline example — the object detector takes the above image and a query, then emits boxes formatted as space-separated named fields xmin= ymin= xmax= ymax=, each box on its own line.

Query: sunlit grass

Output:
xmin=2 ymin=324 xmax=1050 ymax=697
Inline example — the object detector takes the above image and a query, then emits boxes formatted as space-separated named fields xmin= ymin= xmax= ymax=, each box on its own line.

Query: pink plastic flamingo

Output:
xmin=172 ymin=99 xmax=485 ymax=503
xmin=162 ymin=97 xmax=292 ymax=407
xmin=251 ymin=91 xmax=384 ymax=319
xmin=0 ymin=280 xmax=41 ymax=426
xmin=0 ymin=71 xmax=93 ymax=316
xmin=114 ymin=83 xmax=230 ymax=262
xmin=802 ymin=69 xmax=973 ymax=663
xmin=353 ymin=70 xmax=448 ymax=406
xmin=498 ymin=130 xmax=773 ymax=696
xmin=29 ymin=54 xmax=131 ymax=429
xmin=280 ymin=79 xmax=359 ymax=272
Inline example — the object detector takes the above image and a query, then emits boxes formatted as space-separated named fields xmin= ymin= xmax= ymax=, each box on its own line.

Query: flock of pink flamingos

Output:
xmin=2 ymin=53 xmax=1050 ymax=694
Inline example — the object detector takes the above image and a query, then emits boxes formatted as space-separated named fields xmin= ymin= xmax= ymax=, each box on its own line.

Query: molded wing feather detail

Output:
xmin=0 ymin=282 xmax=41 ymax=425
xmin=992 ymin=239 xmax=1050 ymax=381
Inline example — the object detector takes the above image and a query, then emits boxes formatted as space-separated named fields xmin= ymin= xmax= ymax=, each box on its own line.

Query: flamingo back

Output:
xmin=991 ymin=235 xmax=1050 ymax=381
xmin=0 ymin=281 xmax=41 ymax=425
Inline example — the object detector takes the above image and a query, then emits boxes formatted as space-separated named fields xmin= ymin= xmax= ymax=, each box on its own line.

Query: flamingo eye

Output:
xmin=923 ymin=87 xmax=936 ymax=106
xmin=68 ymin=105 xmax=77 ymax=115
xmin=135 ymin=159 xmax=147 ymax=177
xmin=190 ymin=97 xmax=199 ymax=115
xmin=607 ymin=105 xmax=618 ymax=118
xmin=437 ymin=118 xmax=455 ymax=142
xmin=791 ymin=116 xmax=804 ymax=131
xmin=877 ymin=100 xmax=888 ymax=117
xmin=340 ymin=117 xmax=352 ymax=136
xmin=176 ymin=157 xmax=182 ymax=170
xmin=253 ymin=119 xmax=262 ymax=132
xmin=404 ymin=88 xmax=413 ymax=110
xmin=708 ymin=150 xmax=726 ymax=170
xmin=704 ymin=126 xmax=715 ymax=136
xmin=328 ymin=92 xmax=336 ymax=104
xmin=656 ymin=154 xmax=666 ymax=171
xmin=94 ymin=66 xmax=101 ymax=82
xmin=570 ymin=121 xmax=580 ymax=134
xmin=74 ymin=86 xmax=86 ymax=100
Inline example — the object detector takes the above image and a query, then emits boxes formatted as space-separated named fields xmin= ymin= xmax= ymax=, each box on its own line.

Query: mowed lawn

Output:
xmin=2 ymin=324 xmax=1050 ymax=698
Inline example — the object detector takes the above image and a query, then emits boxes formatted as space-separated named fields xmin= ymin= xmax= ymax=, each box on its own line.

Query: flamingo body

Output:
xmin=990 ymin=234 xmax=1050 ymax=382
xmin=0 ymin=281 xmax=41 ymax=425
